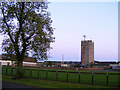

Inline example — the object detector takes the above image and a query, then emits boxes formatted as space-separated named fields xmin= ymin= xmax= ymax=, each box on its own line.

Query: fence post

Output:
xmin=67 ymin=71 xmax=69 ymax=82
xmin=46 ymin=70 xmax=48 ymax=80
xmin=92 ymin=72 xmax=94 ymax=85
xmin=16 ymin=68 xmax=18 ymax=76
xmin=2 ymin=68 xmax=3 ymax=75
xmin=1 ymin=67 xmax=4 ymax=75
xmin=30 ymin=70 xmax=32 ymax=78
xmin=79 ymin=72 xmax=80 ymax=83
xmin=56 ymin=71 xmax=58 ymax=81
xmin=22 ymin=69 xmax=24 ymax=78
xmin=38 ymin=70 xmax=40 ymax=79
xmin=106 ymin=73 xmax=108 ymax=86
xmin=6 ymin=68 xmax=8 ymax=75
xmin=11 ymin=68 xmax=13 ymax=76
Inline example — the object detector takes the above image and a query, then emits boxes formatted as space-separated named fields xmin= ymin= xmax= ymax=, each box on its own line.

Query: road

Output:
xmin=2 ymin=81 xmax=49 ymax=90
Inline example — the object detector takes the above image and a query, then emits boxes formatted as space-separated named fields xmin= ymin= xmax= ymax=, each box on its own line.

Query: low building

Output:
xmin=0 ymin=60 xmax=14 ymax=66
xmin=110 ymin=63 xmax=120 ymax=69
xmin=0 ymin=54 xmax=37 ymax=66
xmin=23 ymin=62 xmax=37 ymax=67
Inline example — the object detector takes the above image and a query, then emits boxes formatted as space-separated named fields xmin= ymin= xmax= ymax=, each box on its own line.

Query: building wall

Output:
xmin=89 ymin=41 xmax=94 ymax=63
xmin=0 ymin=60 xmax=37 ymax=67
xmin=81 ymin=40 xmax=94 ymax=66
xmin=0 ymin=60 xmax=12 ymax=66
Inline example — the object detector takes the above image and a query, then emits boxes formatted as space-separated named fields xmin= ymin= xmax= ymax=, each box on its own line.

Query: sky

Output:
xmin=47 ymin=2 xmax=118 ymax=62
xmin=0 ymin=1 xmax=118 ymax=62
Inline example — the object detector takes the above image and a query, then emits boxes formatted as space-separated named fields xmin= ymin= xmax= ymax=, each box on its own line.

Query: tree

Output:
xmin=46 ymin=61 xmax=52 ymax=67
xmin=0 ymin=2 xmax=55 ymax=79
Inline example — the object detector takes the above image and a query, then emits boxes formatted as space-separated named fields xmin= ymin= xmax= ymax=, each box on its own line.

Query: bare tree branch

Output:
xmin=1 ymin=8 xmax=15 ymax=44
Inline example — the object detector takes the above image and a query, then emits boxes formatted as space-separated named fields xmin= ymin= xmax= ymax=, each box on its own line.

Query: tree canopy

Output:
xmin=0 ymin=2 xmax=55 ymax=61
xmin=0 ymin=2 xmax=55 ymax=78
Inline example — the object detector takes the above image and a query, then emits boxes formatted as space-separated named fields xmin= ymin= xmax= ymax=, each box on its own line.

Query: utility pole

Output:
xmin=62 ymin=55 xmax=64 ymax=64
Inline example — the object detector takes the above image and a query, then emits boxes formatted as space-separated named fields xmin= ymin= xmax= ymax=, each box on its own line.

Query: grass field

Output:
xmin=2 ymin=66 xmax=120 ymax=87
xmin=2 ymin=75 xmax=117 ymax=88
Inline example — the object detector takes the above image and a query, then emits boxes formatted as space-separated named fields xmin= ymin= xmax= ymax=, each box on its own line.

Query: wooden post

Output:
xmin=92 ymin=72 xmax=94 ymax=85
xmin=106 ymin=73 xmax=108 ymax=86
xmin=6 ymin=68 xmax=8 ymax=75
xmin=79 ymin=72 xmax=80 ymax=83
xmin=11 ymin=68 xmax=13 ymax=76
xmin=22 ymin=69 xmax=24 ymax=78
xmin=2 ymin=68 xmax=3 ymax=75
xmin=30 ymin=70 xmax=32 ymax=78
xmin=38 ymin=70 xmax=40 ymax=79
xmin=46 ymin=70 xmax=48 ymax=80
xmin=16 ymin=68 xmax=18 ymax=76
xmin=67 ymin=71 xmax=68 ymax=82
xmin=56 ymin=71 xmax=58 ymax=81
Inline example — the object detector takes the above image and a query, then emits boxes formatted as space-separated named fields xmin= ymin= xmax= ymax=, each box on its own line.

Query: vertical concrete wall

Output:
xmin=81 ymin=40 xmax=94 ymax=66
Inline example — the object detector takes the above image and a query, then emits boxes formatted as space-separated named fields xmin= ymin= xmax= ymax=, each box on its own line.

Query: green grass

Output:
xmin=80 ymin=73 xmax=92 ymax=84
xmin=2 ymin=75 xmax=116 ymax=88
xmin=69 ymin=73 xmax=79 ymax=83
xmin=32 ymin=70 xmax=39 ymax=79
xmin=108 ymin=75 xmax=118 ymax=86
xmin=58 ymin=72 xmax=67 ymax=82
xmin=48 ymin=71 xmax=56 ymax=81
xmin=94 ymin=74 xmax=106 ymax=85
xmin=39 ymin=70 xmax=46 ymax=79
xmin=2 ymin=66 xmax=119 ymax=87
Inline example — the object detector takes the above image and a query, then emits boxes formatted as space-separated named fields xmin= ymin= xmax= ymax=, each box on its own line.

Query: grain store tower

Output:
xmin=81 ymin=35 xmax=94 ymax=66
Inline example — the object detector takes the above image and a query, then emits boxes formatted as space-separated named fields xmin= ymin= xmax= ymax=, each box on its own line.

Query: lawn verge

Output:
xmin=2 ymin=75 xmax=117 ymax=89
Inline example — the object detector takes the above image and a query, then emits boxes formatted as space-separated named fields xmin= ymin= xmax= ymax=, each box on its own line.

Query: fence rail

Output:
xmin=2 ymin=67 xmax=120 ymax=87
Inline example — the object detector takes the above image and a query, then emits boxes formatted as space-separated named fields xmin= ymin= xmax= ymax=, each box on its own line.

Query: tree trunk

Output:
xmin=16 ymin=59 xmax=23 ymax=79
